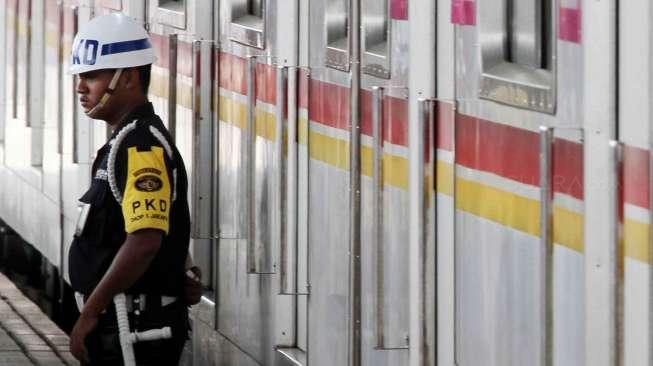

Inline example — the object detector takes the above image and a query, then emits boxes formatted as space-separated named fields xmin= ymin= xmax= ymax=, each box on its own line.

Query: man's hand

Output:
xmin=70 ymin=312 xmax=99 ymax=363
xmin=184 ymin=266 xmax=202 ymax=305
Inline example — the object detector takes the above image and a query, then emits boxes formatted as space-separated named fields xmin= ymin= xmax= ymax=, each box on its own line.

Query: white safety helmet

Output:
xmin=69 ymin=13 xmax=155 ymax=75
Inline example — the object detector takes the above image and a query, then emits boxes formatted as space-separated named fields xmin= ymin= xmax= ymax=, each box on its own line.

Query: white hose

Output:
xmin=114 ymin=293 xmax=173 ymax=366
xmin=114 ymin=294 xmax=136 ymax=366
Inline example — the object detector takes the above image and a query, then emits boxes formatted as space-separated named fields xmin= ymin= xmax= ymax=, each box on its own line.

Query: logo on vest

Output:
xmin=135 ymin=175 xmax=163 ymax=192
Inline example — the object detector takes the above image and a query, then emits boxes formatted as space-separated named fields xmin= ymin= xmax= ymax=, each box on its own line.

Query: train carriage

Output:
xmin=0 ymin=0 xmax=650 ymax=365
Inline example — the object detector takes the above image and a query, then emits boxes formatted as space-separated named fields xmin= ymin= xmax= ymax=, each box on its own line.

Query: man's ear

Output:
xmin=122 ymin=68 xmax=140 ymax=91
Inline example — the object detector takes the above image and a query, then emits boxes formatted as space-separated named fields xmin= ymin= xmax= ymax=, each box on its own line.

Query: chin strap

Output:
xmin=85 ymin=68 xmax=123 ymax=118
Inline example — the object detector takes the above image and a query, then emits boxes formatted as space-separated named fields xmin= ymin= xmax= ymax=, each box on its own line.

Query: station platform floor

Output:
xmin=0 ymin=272 xmax=77 ymax=365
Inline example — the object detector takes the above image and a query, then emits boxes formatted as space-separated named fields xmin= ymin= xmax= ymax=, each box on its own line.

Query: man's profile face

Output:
xmin=76 ymin=69 xmax=115 ymax=118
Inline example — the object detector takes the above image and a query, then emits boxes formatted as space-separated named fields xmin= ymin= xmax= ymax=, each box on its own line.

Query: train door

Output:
xmin=451 ymin=0 xmax=586 ymax=365
xmin=302 ymin=1 xmax=413 ymax=365
xmin=143 ymin=2 xmax=216 ymax=364
xmin=212 ymin=1 xmax=297 ymax=365
xmin=305 ymin=1 xmax=353 ymax=363
xmin=616 ymin=0 xmax=652 ymax=364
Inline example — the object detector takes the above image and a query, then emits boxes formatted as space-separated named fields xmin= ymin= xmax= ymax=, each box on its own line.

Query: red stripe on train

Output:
xmin=45 ymin=1 xmax=59 ymax=25
xmin=456 ymin=115 xmax=584 ymax=200
xmin=559 ymin=7 xmax=582 ymax=43
xmin=390 ymin=0 xmax=408 ymax=20
xmin=451 ymin=0 xmax=476 ymax=26
xmin=150 ymin=33 xmax=193 ymax=77
xmin=623 ymin=145 xmax=650 ymax=210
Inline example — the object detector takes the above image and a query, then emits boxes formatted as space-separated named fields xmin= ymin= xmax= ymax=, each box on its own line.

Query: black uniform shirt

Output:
xmin=69 ymin=102 xmax=190 ymax=297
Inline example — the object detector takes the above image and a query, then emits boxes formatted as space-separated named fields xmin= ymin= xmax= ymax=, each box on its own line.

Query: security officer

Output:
xmin=67 ymin=14 xmax=198 ymax=365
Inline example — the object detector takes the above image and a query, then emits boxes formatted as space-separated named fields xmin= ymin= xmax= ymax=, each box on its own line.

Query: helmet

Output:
xmin=69 ymin=13 xmax=155 ymax=75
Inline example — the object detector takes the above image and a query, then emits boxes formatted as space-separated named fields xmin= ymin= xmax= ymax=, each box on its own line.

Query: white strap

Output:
xmin=107 ymin=120 xmax=138 ymax=203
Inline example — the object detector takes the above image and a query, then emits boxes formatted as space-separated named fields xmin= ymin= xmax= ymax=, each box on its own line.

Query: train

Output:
xmin=0 ymin=0 xmax=649 ymax=365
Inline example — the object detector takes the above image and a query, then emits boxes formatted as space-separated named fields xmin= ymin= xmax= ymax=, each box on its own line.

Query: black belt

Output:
xmin=75 ymin=292 xmax=178 ymax=313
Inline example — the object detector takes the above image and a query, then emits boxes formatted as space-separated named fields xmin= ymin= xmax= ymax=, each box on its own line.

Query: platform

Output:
xmin=0 ymin=273 xmax=77 ymax=366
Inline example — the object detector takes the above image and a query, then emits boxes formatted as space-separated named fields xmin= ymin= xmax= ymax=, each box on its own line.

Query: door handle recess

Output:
xmin=246 ymin=56 xmax=275 ymax=274
xmin=191 ymin=40 xmax=216 ymax=240
xmin=539 ymin=126 xmax=554 ymax=366
xmin=279 ymin=66 xmax=310 ymax=295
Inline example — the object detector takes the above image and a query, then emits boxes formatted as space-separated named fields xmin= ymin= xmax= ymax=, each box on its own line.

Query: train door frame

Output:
xmin=213 ymin=0 xmax=297 ymax=364
xmin=0 ymin=0 xmax=6 ymax=146
xmin=583 ymin=0 xmax=621 ymax=365
xmin=612 ymin=0 xmax=653 ymax=364
xmin=407 ymin=0 xmax=437 ymax=365
xmin=143 ymin=0 xmax=216 ymax=306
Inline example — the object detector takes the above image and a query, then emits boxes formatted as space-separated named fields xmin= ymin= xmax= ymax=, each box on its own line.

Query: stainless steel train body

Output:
xmin=0 ymin=0 xmax=650 ymax=365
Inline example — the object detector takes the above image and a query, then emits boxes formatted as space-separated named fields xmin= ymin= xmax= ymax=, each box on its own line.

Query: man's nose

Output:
xmin=75 ymin=78 xmax=87 ymax=94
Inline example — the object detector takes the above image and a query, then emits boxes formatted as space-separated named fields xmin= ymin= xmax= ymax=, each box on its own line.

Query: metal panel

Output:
xmin=325 ymin=0 xmax=350 ymax=71
xmin=191 ymin=40 xmax=215 ymax=240
xmin=408 ymin=1 xmax=437 ymax=366
xmin=279 ymin=66 xmax=310 ymax=297
xmin=650 ymin=126 xmax=653 ymax=366
xmin=29 ymin=0 xmax=44 ymax=166
xmin=156 ymin=0 xmax=186 ymax=29
xmin=584 ymin=0 xmax=618 ymax=364
xmin=349 ymin=0 xmax=362 ymax=363
xmin=245 ymin=55 xmax=275 ymax=274
xmin=371 ymin=86 xmax=409 ymax=350
xmin=16 ymin=0 xmax=31 ymax=125
xmin=539 ymin=126 xmax=554 ymax=366
xmin=0 ymin=0 xmax=7 ymax=143
xmin=71 ymin=6 xmax=79 ymax=164
xmin=362 ymin=0 xmax=390 ymax=79
xmin=372 ymin=86 xmax=386 ymax=348
xmin=307 ymin=3 xmax=352 ymax=362
xmin=508 ymin=0 xmax=543 ymax=68
xmin=478 ymin=0 xmax=556 ymax=114
xmin=609 ymin=140 xmax=625 ymax=366
xmin=230 ymin=0 xmax=266 ymax=49
xmin=167 ymin=33 xmax=177 ymax=142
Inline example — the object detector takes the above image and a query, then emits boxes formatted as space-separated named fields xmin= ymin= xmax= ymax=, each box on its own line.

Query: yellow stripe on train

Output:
xmin=455 ymin=177 xmax=585 ymax=254
xmin=624 ymin=218 xmax=651 ymax=264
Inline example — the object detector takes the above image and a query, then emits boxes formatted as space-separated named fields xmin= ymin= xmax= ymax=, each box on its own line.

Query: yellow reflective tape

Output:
xmin=553 ymin=206 xmax=584 ymax=253
xmin=298 ymin=117 xmax=309 ymax=145
xmin=149 ymin=73 xmax=192 ymax=109
xmin=455 ymin=177 xmax=584 ymax=253
xmin=149 ymin=68 xmax=168 ymax=99
xmin=437 ymin=161 xmax=454 ymax=196
xmin=309 ymin=130 xmax=350 ymax=171
xmin=219 ymin=95 xmax=247 ymax=130
xmin=45 ymin=31 xmax=58 ymax=50
xmin=218 ymin=96 xmax=276 ymax=140
xmin=122 ymin=146 xmax=171 ymax=234
xmin=456 ymin=177 xmax=541 ymax=237
xmin=255 ymin=107 xmax=277 ymax=141
xmin=624 ymin=218 xmax=650 ymax=264
xmin=17 ymin=19 xmax=29 ymax=38
xmin=178 ymin=79 xmax=192 ymax=110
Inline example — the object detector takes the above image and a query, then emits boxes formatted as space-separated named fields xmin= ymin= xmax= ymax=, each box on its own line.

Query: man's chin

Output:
xmin=83 ymin=106 xmax=100 ymax=118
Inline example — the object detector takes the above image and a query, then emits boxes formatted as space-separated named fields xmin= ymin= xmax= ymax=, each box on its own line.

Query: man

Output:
xmin=67 ymin=13 xmax=200 ymax=365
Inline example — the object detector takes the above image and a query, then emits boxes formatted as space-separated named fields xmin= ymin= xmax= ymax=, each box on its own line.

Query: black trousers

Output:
xmin=85 ymin=300 xmax=189 ymax=366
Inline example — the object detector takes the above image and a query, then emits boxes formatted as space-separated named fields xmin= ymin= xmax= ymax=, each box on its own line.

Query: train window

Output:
xmin=325 ymin=0 xmax=350 ymax=71
xmin=478 ymin=0 xmax=556 ymax=113
xmin=362 ymin=0 xmax=390 ymax=79
xmin=156 ymin=0 xmax=186 ymax=29
xmin=230 ymin=0 xmax=266 ymax=49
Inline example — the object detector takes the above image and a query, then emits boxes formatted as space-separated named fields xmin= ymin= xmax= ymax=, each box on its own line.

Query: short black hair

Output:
xmin=136 ymin=64 xmax=151 ymax=95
